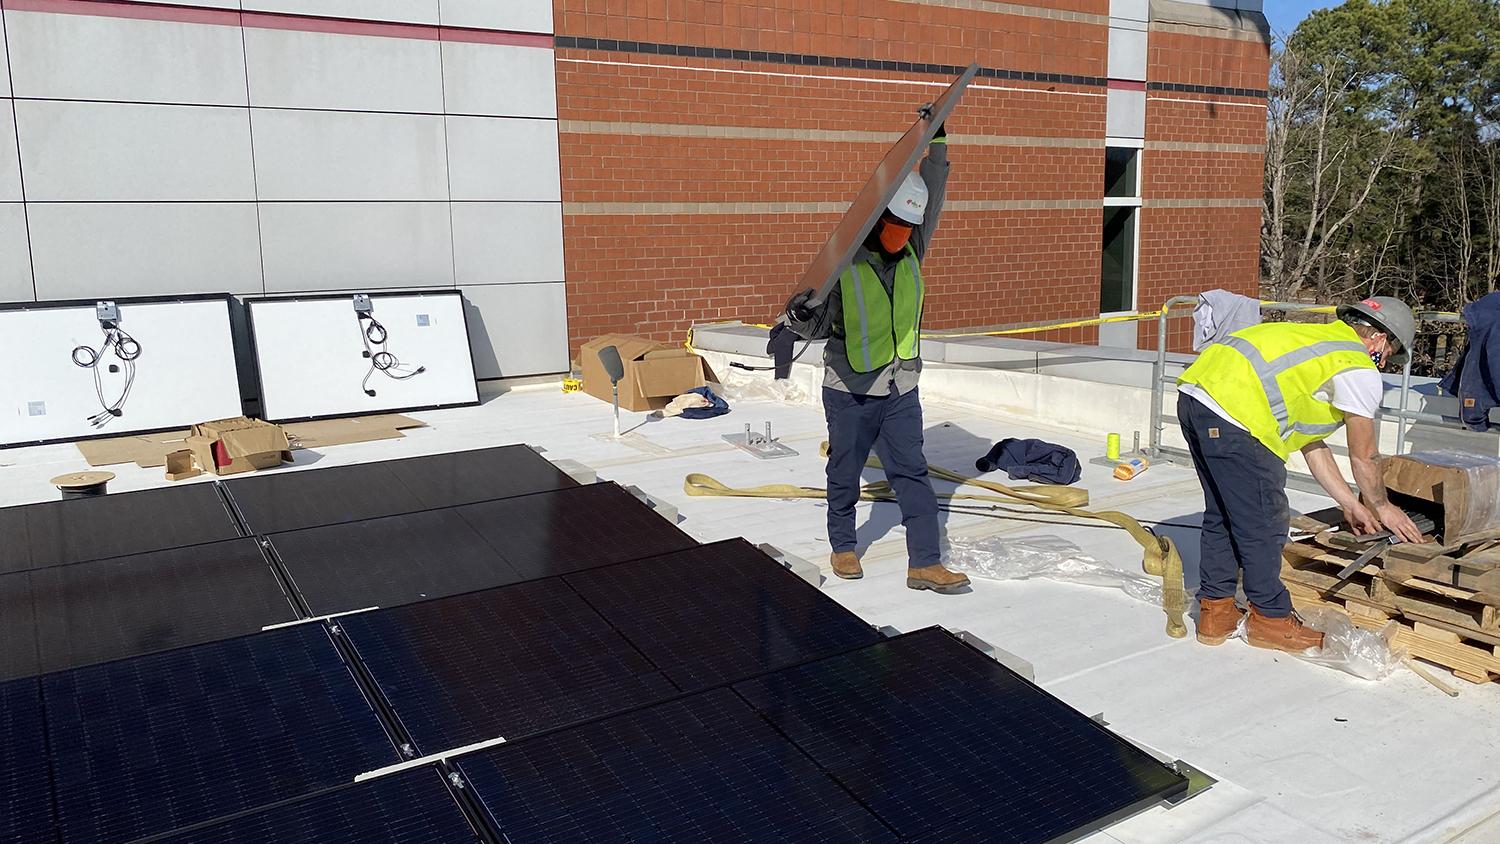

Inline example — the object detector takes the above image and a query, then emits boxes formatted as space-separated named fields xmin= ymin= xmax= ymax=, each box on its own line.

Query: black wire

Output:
xmin=728 ymin=338 xmax=814 ymax=372
xmin=72 ymin=325 xmax=140 ymax=428
xmin=933 ymin=501 xmax=1204 ymax=532
xmin=359 ymin=314 xmax=424 ymax=395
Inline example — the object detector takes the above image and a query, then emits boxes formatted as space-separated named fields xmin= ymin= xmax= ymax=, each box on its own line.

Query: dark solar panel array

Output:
xmin=0 ymin=483 xmax=240 ymax=574
xmin=24 ymin=538 xmax=298 ymax=677
xmin=44 ymin=624 xmax=399 ymax=844
xmin=735 ymin=628 xmax=1189 ymax=843
xmin=342 ymin=578 xmax=676 ymax=753
xmin=457 ymin=689 xmax=902 ymax=844
xmin=1 ymin=443 xmax=1185 ymax=844
xmin=0 ymin=678 xmax=53 ymax=844
xmin=153 ymin=769 xmax=481 ymax=844
xmin=271 ymin=483 xmax=696 ymax=614
xmin=224 ymin=444 xmax=576 ymax=534
xmin=567 ymin=538 xmax=882 ymax=692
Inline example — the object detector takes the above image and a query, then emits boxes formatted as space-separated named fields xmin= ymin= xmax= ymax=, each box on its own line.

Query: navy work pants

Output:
xmin=1177 ymin=393 xmax=1293 ymax=617
xmin=823 ymin=386 xmax=941 ymax=568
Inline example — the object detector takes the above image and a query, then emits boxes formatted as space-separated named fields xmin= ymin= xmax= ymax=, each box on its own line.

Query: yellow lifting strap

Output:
xmin=684 ymin=442 xmax=1187 ymax=639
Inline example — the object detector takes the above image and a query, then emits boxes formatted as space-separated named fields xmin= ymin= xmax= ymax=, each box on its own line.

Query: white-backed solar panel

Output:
xmin=0 ymin=296 xmax=242 ymax=447
xmin=247 ymin=292 xmax=478 ymax=421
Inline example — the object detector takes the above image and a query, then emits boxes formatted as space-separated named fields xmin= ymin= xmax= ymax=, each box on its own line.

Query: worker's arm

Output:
xmin=1300 ymin=440 xmax=1380 ymax=534
xmin=1344 ymin=414 xmax=1424 ymax=543
xmin=909 ymin=129 xmax=949 ymax=263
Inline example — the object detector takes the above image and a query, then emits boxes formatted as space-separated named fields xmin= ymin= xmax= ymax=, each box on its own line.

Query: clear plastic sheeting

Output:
xmin=942 ymin=534 xmax=1163 ymax=606
xmin=1232 ymin=607 xmax=1407 ymax=681
xmin=713 ymin=369 xmax=811 ymax=405
xmin=1403 ymin=449 xmax=1500 ymax=536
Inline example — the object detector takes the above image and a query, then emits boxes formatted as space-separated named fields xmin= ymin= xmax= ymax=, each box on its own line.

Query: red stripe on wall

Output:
xmin=3 ymin=0 xmax=554 ymax=48
xmin=1106 ymin=79 xmax=1147 ymax=91
xmin=4 ymin=0 xmax=239 ymax=27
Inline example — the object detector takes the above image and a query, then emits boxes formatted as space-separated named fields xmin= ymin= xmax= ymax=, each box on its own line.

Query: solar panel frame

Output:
xmin=150 ymin=768 xmax=481 ymax=844
xmin=43 ymin=623 xmax=401 ymax=844
xmin=454 ymin=483 xmax=698 ymax=583
xmin=223 ymin=445 xmax=577 ymax=535
xmin=340 ymin=577 xmax=677 ymax=754
xmin=26 ymin=538 xmax=299 ymax=678
xmin=734 ymin=628 xmax=1189 ymax=844
xmin=456 ymin=688 xmax=901 ymax=844
xmin=0 ymin=483 xmax=241 ymax=574
xmin=268 ymin=507 xmax=520 ymax=616
xmin=564 ymin=539 xmax=882 ymax=693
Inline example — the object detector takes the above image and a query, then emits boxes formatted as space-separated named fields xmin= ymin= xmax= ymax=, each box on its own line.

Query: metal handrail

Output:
xmin=1147 ymin=298 xmax=1481 ymax=459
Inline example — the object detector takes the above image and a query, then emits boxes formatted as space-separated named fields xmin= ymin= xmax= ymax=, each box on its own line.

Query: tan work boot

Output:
xmin=1245 ymin=603 xmax=1324 ymax=653
xmin=1196 ymin=596 xmax=1244 ymax=646
xmin=830 ymin=551 xmax=863 ymax=580
xmin=907 ymin=564 xmax=970 ymax=593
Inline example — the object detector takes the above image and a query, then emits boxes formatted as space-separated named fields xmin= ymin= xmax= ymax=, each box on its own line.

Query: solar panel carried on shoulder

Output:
xmin=247 ymin=291 xmax=479 ymax=422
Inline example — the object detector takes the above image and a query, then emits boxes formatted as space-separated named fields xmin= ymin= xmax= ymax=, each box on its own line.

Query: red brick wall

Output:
xmin=1137 ymin=26 xmax=1270 ymax=351
xmin=554 ymin=1 xmax=1268 ymax=355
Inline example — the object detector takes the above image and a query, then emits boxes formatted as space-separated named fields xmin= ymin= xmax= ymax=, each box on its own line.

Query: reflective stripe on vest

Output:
xmin=839 ymin=248 xmax=924 ymax=374
xmin=1177 ymin=321 xmax=1377 ymax=460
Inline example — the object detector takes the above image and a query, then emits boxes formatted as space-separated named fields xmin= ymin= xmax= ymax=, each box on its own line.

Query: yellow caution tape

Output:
xmin=919 ymin=310 xmax=1164 ymax=340
xmin=685 ymin=443 xmax=1187 ymax=639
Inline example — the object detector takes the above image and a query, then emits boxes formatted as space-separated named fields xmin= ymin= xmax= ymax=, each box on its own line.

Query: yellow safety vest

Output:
xmin=839 ymin=247 xmax=924 ymax=373
xmin=1178 ymin=321 xmax=1378 ymax=460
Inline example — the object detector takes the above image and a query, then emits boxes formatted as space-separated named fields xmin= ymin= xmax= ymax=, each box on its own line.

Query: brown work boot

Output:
xmin=907 ymin=564 xmax=970 ymax=593
xmin=1245 ymin=603 xmax=1324 ymax=653
xmin=830 ymin=551 xmax=863 ymax=580
xmin=1196 ymin=596 xmax=1244 ymax=646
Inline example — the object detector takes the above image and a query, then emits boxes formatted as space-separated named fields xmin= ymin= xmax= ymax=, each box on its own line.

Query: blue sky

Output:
xmin=1262 ymin=0 xmax=1336 ymax=37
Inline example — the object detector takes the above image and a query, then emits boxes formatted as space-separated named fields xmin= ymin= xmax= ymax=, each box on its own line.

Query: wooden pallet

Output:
xmin=1281 ymin=540 xmax=1500 ymax=684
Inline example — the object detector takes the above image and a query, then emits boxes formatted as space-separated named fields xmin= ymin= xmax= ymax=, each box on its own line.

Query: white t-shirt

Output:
xmin=1181 ymin=368 xmax=1383 ymax=431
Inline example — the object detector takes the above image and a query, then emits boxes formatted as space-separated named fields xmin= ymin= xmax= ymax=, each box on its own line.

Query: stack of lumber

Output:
xmin=1283 ymin=510 xmax=1500 ymax=684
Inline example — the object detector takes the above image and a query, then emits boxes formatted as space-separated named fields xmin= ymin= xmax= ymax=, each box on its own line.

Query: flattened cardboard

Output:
xmin=579 ymin=333 xmax=714 ymax=413
xmin=282 ymin=414 xmax=425 ymax=449
xmin=76 ymin=431 xmax=192 ymax=468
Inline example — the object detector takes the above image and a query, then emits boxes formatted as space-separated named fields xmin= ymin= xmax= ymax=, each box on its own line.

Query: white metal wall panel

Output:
xmin=439 ymin=0 xmax=554 ymax=33
xmin=5 ymin=10 xmax=248 ymax=105
xmin=1108 ymin=25 xmax=1149 ymax=82
xmin=0 ymin=15 xmax=11 ymax=96
xmin=451 ymin=202 xmax=564 ymax=286
xmin=0 ymin=204 xmax=33 ymax=303
xmin=459 ymin=282 xmax=568 ymax=379
xmin=16 ymin=101 xmax=256 ymax=202
xmin=441 ymin=42 xmax=557 ymax=118
xmin=28 ymin=203 xmax=264 ymax=300
xmin=251 ymin=109 xmax=449 ymax=200
xmin=259 ymin=202 xmax=455 ymax=292
xmin=242 ymin=0 xmax=440 ymax=25
xmin=1110 ymin=0 xmax=1151 ymax=21
xmin=248 ymin=292 xmax=478 ymax=420
xmin=0 ymin=298 xmax=243 ymax=447
xmin=446 ymin=116 xmax=561 ymax=201
xmin=1106 ymin=88 xmax=1147 ymax=139
xmin=243 ymin=27 xmax=444 ymax=114
xmin=0 ymin=106 xmax=21 ymax=202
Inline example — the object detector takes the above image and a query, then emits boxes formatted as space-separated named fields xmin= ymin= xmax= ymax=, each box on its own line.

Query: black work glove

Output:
xmin=934 ymin=122 xmax=946 ymax=140
xmin=786 ymin=288 xmax=815 ymax=322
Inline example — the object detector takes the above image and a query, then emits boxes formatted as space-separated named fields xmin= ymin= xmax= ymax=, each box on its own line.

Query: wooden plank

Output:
xmin=1281 ymin=563 xmax=1498 ymax=641
xmin=1413 ymin=622 xmax=1463 ymax=644
xmin=1287 ymin=591 xmax=1500 ymax=681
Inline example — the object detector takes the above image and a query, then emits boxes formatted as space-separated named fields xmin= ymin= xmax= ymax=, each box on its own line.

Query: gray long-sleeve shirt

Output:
xmin=786 ymin=140 xmax=948 ymax=396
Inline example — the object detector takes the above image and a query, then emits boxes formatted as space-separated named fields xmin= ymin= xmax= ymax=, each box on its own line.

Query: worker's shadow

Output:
xmin=851 ymin=421 xmax=997 ymax=567
xmin=1150 ymin=513 xmax=1203 ymax=598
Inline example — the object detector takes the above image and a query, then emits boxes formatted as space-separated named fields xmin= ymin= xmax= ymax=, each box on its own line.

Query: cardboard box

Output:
xmin=1383 ymin=451 xmax=1500 ymax=539
xmin=164 ymin=449 xmax=201 ymax=482
xmin=578 ymin=334 xmax=715 ymax=412
xmin=186 ymin=416 xmax=293 ymax=476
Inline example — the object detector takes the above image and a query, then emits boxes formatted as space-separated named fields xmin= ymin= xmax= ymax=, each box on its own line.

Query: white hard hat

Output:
xmin=887 ymin=171 xmax=928 ymax=225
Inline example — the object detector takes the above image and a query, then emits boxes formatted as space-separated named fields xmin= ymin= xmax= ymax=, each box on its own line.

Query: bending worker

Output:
xmin=1176 ymin=297 xmax=1424 ymax=652
xmin=785 ymin=125 xmax=969 ymax=593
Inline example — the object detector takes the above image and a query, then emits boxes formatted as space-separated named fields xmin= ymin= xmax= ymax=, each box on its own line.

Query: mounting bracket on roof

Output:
xmin=724 ymin=422 xmax=798 ymax=459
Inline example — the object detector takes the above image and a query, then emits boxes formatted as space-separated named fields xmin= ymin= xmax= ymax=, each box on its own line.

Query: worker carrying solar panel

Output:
xmin=1175 ymin=297 xmax=1424 ymax=652
xmin=782 ymin=125 xmax=971 ymax=594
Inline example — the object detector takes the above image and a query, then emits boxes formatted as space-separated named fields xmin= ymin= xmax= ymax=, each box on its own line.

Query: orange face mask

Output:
xmin=879 ymin=220 xmax=913 ymax=253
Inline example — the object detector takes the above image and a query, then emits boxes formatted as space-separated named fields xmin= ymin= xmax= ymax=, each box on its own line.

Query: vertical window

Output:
xmin=1102 ymin=145 xmax=1142 ymax=314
